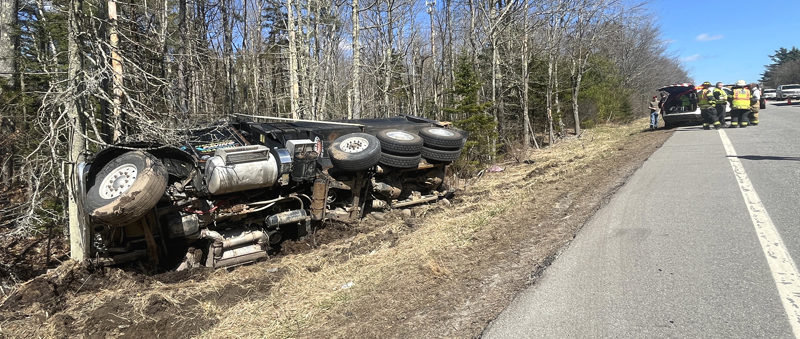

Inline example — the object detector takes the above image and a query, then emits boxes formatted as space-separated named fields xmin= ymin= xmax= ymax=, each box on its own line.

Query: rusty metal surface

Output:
xmin=348 ymin=172 xmax=366 ymax=220
xmin=310 ymin=178 xmax=329 ymax=221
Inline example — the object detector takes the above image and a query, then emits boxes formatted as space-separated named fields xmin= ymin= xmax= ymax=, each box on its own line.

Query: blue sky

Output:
xmin=646 ymin=0 xmax=800 ymax=86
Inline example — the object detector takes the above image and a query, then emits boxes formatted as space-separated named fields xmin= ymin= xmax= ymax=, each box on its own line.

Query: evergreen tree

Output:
xmin=760 ymin=47 xmax=800 ymax=87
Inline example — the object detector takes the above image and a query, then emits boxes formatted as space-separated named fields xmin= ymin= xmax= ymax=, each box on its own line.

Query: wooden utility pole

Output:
xmin=108 ymin=0 xmax=123 ymax=142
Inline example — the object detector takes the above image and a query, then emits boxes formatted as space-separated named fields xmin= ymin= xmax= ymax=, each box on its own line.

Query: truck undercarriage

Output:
xmin=78 ymin=115 xmax=466 ymax=271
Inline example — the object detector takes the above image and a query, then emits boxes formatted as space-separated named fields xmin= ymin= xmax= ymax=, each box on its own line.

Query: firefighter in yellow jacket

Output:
xmin=713 ymin=82 xmax=728 ymax=126
xmin=729 ymin=80 xmax=751 ymax=128
xmin=698 ymin=81 xmax=719 ymax=130
xmin=749 ymin=83 xmax=761 ymax=126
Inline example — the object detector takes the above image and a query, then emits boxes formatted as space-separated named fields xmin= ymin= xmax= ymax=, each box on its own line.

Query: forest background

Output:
xmin=0 ymin=0 xmax=690 ymax=258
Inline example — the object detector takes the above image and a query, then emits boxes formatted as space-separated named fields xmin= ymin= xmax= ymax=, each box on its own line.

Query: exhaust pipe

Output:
xmin=201 ymin=230 xmax=269 ymax=268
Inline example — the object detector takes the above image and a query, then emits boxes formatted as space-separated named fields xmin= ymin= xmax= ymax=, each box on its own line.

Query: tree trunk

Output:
xmin=382 ymin=0 xmax=394 ymax=117
xmin=572 ymin=70 xmax=582 ymax=135
xmin=350 ymin=0 xmax=361 ymax=119
xmin=410 ymin=46 xmax=418 ymax=117
xmin=0 ymin=0 xmax=16 ymax=185
xmin=546 ymin=54 xmax=555 ymax=144
xmin=222 ymin=0 xmax=234 ymax=116
xmin=521 ymin=0 xmax=531 ymax=148
xmin=177 ymin=0 xmax=188 ymax=118
xmin=108 ymin=0 xmax=123 ymax=142
xmin=0 ymin=0 xmax=16 ymax=88
xmin=287 ymin=0 xmax=300 ymax=119
xmin=427 ymin=0 xmax=438 ymax=119
xmin=68 ymin=0 xmax=89 ymax=261
xmin=445 ymin=0 xmax=454 ymax=109
xmin=554 ymin=61 xmax=564 ymax=134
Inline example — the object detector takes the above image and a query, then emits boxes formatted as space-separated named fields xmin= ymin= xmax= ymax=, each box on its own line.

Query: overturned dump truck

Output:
xmin=78 ymin=115 xmax=466 ymax=270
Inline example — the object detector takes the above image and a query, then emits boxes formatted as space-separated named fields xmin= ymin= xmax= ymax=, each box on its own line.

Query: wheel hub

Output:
xmin=428 ymin=128 xmax=456 ymax=137
xmin=99 ymin=164 xmax=138 ymax=199
xmin=386 ymin=131 xmax=415 ymax=141
xmin=340 ymin=137 xmax=370 ymax=153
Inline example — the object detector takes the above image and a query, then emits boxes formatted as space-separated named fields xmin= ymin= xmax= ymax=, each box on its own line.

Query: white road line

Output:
xmin=719 ymin=129 xmax=800 ymax=338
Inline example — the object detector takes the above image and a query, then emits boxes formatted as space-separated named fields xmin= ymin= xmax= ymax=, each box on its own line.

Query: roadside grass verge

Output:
xmin=0 ymin=119 xmax=671 ymax=338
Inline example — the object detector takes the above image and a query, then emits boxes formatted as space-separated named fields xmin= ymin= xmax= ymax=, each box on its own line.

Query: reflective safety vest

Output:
xmin=713 ymin=87 xmax=727 ymax=103
xmin=732 ymin=88 xmax=751 ymax=109
xmin=698 ymin=89 xmax=715 ymax=108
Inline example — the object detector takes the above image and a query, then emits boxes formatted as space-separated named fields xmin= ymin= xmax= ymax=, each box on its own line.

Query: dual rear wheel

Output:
xmin=326 ymin=127 xmax=468 ymax=171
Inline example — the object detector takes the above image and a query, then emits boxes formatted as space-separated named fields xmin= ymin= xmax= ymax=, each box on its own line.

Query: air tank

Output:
xmin=205 ymin=145 xmax=280 ymax=195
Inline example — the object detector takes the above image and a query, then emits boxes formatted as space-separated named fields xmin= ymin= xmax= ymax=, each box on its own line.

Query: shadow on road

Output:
xmin=768 ymin=102 xmax=799 ymax=107
xmin=729 ymin=155 xmax=800 ymax=161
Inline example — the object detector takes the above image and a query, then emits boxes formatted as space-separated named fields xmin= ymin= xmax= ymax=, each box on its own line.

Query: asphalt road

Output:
xmin=484 ymin=102 xmax=800 ymax=338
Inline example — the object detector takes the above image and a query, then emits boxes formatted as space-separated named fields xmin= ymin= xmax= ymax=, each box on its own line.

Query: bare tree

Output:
xmin=67 ymin=0 xmax=88 ymax=260
xmin=0 ymin=0 xmax=17 ymax=185
xmin=287 ymin=0 xmax=300 ymax=119
xmin=567 ymin=0 xmax=619 ymax=135
xmin=108 ymin=0 xmax=124 ymax=142
xmin=0 ymin=0 xmax=14 ymax=88
xmin=350 ymin=0 xmax=362 ymax=119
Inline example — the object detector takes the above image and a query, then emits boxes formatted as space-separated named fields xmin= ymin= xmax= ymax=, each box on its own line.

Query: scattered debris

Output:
xmin=488 ymin=165 xmax=505 ymax=173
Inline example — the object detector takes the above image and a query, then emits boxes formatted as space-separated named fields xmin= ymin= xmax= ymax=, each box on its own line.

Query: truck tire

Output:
xmin=376 ymin=129 xmax=423 ymax=155
xmin=379 ymin=152 xmax=421 ymax=169
xmin=418 ymin=127 xmax=465 ymax=150
xmin=329 ymin=133 xmax=381 ymax=171
xmin=421 ymin=146 xmax=462 ymax=163
xmin=86 ymin=151 xmax=168 ymax=225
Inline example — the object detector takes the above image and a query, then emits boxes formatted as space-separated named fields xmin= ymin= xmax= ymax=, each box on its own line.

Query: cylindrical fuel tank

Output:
xmin=205 ymin=145 xmax=279 ymax=195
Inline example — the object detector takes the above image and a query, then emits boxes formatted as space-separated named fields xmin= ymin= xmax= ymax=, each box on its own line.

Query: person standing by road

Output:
xmin=698 ymin=81 xmax=719 ymax=130
xmin=649 ymin=95 xmax=660 ymax=130
xmin=729 ymin=80 xmax=751 ymax=128
xmin=713 ymin=82 xmax=728 ymax=127
xmin=749 ymin=83 xmax=761 ymax=126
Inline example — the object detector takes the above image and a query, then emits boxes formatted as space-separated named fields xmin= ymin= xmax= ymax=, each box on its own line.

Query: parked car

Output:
xmin=777 ymin=84 xmax=800 ymax=100
xmin=658 ymin=83 xmax=730 ymax=128
xmin=78 ymin=115 xmax=466 ymax=270
xmin=763 ymin=88 xmax=777 ymax=100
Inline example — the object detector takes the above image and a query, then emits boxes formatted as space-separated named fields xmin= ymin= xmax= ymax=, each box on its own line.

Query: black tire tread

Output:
xmin=379 ymin=152 xmax=421 ymax=169
xmin=419 ymin=127 xmax=465 ymax=149
xmin=86 ymin=151 xmax=168 ymax=225
xmin=376 ymin=129 xmax=423 ymax=155
xmin=421 ymin=146 xmax=462 ymax=162
xmin=329 ymin=133 xmax=382 ymax=172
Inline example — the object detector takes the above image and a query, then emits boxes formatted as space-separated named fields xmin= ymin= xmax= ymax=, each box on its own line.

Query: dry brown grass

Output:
xmin=0 ymin=119 xmax=671 ymax=338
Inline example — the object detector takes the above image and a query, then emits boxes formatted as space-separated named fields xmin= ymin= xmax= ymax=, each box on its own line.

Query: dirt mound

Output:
xmin=0 ymin=257 xmax=284 ymax=338
xmin=81 ymin=296 xmax=215 ymax=339
xmin=0 ymin=261 xmax=98 ymax=317
xmin=0 ymin=233 xmax=69 ymax=293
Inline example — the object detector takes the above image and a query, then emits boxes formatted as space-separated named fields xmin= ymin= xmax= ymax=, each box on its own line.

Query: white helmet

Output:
xmin=736 ymin=80 xmax=747 ymax=86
